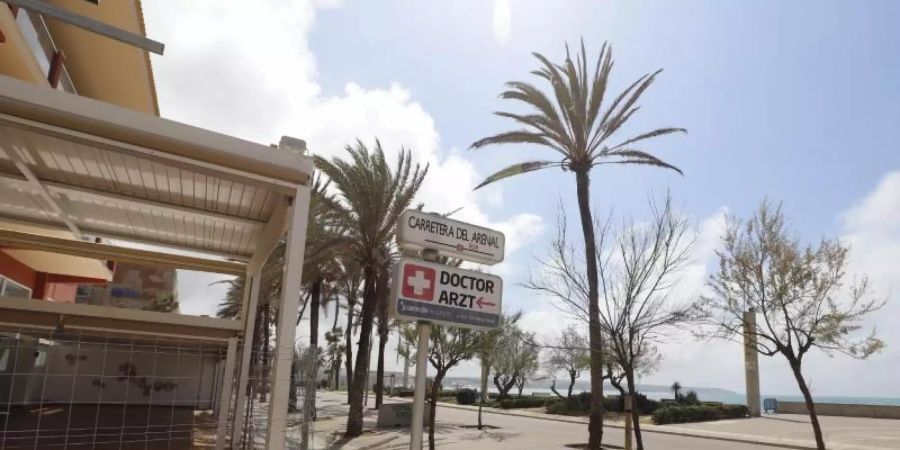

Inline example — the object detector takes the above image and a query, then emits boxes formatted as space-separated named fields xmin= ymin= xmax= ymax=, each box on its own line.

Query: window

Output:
xmin=0 ymin=275 xmax=32 ymax=299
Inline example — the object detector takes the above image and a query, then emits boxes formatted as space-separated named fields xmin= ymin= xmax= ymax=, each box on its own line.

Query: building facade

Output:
xmin=0 ymin=0 xmax=160 ymax=303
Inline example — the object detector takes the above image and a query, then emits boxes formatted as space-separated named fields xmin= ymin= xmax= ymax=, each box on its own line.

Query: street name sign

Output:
xmin=397 ymin=210 xmax=505 ymax=265
xmin=390 ymin=258 xmax=502 ymax=330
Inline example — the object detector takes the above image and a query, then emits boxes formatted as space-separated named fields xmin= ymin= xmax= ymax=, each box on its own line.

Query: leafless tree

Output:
xmin=525 ymin=194 xmax=694 ymax=450
xmin=694 ymin=200 xmax=886 ymax=450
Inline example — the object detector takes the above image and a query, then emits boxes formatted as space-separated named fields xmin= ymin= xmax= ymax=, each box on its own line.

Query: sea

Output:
xmin=436 ymin=376 xmax=900 ymax=406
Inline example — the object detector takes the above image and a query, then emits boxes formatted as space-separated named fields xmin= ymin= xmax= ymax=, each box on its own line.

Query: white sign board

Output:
xmin=390 ymin=258 xmax=502 ymax=330
xmin=397 ymin=210 xmax=505 ymax=265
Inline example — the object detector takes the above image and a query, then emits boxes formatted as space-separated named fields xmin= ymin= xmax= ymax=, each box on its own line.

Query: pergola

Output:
xmin=0 ymin=74 xmax=312 ymax=449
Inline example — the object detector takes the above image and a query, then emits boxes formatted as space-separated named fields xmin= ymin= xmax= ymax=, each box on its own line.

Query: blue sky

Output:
xmin=309 ymin=0 xmax=900 ymax=238
xmin=145 ymin=0 xmax=900 ymax=398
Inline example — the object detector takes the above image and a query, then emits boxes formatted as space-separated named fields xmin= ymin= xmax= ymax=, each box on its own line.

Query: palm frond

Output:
xmin=594 ymin=149 xmax=683 ymax=175
xmin=471 ymin=39 xmax=685 ymax=186
xmin=474 ymin=160 xmax=562 ymax=190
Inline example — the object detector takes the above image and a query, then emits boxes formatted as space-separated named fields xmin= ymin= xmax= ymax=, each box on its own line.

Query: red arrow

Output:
xmin=476 ymin=297 xmax=496 ymax=309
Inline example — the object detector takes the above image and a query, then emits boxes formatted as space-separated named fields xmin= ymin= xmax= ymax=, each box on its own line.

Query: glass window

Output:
xmin=0 ymin=276 xmax=32 ymax=299
xmin=15 ymin=11 xmax=51 ymax=75
xmin=34 ymin=349 xmax=46 ymax=367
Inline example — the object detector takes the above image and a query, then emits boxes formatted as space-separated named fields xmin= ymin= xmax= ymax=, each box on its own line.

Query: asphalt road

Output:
xmin=430 ymin=403 xmax=790 ymax=450
xmin=314 ymin=392 xmax=795 ymax=450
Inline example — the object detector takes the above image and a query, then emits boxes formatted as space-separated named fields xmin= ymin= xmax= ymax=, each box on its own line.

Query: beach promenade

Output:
xmin=296 ymin=391 xmax=900 ymax=449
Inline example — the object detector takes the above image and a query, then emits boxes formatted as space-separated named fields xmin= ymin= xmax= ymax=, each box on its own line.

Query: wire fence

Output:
xmin=0 ymin=326 xmax=226 ymax=449
xmin=235 ymin=345 xmax=318 ymax=450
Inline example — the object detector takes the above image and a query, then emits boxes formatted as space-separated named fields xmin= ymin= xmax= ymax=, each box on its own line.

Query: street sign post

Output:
xmin=390 ymin=258 xmax=503 ymax=330
xmin=395 ymin=211 xmax=505 ymax=450
xmin=397 ymin=210 xmax=505 ymax=265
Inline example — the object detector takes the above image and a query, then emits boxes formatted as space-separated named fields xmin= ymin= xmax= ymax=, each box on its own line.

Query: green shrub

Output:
xmin=498 ymin=396 xmax=549 ymax=409
xmin=603 ymin=393 xmax=660 ymax=414
xmin=682 ymin=390 xmax=700 ymax=405
xmin=720 ymin=404 xmax=750 ymax=418
xmin=456 ymin=388 xmax=478 ymax=405
xmin=545 ymin=393 xmax=592 ymax=416
xmin=652 ymin=404 xmax=749 ymax=425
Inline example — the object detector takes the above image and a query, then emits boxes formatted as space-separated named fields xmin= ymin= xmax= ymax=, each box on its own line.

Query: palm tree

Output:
xmin=335 ymin=258 xmax=362 ymax=402
xmin=471 ymin=40 xmax=685 ymax=449
xmin=671 ymin=381 xmax=683 ymax=402
xmin=373 ymin=251 xmax=393 ymax=409
xmin=314 ymin=139 xmax=428 ymax=436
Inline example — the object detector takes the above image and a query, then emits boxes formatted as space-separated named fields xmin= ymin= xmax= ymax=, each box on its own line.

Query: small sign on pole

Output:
xmin=397 ymin=210 xmax=505 ymax=265
xmin=390 ymin=258 xmax=502 ymax=330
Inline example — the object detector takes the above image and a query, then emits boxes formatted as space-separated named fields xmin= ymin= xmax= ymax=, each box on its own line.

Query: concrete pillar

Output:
xmin=743 ymin=309 xmax=762 ymax=417
xmin=266 ymin=190 xmax=311 ymax=450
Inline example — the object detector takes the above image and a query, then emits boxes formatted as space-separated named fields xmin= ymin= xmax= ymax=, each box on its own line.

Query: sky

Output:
xmin=142 ymin=0 xmax=900 ymax=398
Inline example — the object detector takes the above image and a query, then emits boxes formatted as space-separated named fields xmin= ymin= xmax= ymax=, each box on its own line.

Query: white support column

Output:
xmin=265 ymin=187 xmax=311 ymax=450
xmin=231 ymin=267 xmax=262 ymax=447
xmin=232 ymin=198 xmax=289 ymax=447
xmin=215 ymin=337 xmax=238 ymax=450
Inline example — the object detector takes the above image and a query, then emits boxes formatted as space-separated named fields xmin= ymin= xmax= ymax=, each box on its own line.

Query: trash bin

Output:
xmin=763 ymin=398 xmax=777 ymax=414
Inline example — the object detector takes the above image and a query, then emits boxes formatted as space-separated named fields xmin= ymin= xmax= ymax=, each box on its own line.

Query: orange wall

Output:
xmin=0 ymin=249 xmax=37 ymax=287
xmin=1 ymin=249 xmax=78 ymax=302
xmin=45 ymin=282 xmax=76 ymax=303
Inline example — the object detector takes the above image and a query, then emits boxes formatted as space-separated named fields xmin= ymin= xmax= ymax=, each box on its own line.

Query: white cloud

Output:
xmin=493 ymin=0 xmax=512 ymax=46
xmin=647 ymin=175 xmax=900 ymax=398
xmin=143 ymin=0 xmax=544 ymax=315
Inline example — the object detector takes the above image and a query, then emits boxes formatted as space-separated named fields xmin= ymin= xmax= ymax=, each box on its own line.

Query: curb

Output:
xmin=435 ymin=402 xmax=821 ymax=450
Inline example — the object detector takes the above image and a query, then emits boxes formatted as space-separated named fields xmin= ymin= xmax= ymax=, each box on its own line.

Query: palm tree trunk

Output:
xmin=375 ymin=319 xmax=389 ymax=408
xmin=625 ymin=366 xmax=644 ymax=450
xmin=332 ymin=298 xmax=342 ymax=390
xmin=575 ymin=169 xmax=604 ymax=449
xmin=344 ymin=298 xmax=355 ymax=403
xmin=310 ymin=280 xmax=321 ymax=349
xmin=346 ymin=269 xmax=377 ymax=437
xmin=790 ymin=358 xmax=826 ymax=450
xmin=333 ymin=297 xmax=341 ymax=329
xmin=374 ymin=273 xmax=390 ymax=409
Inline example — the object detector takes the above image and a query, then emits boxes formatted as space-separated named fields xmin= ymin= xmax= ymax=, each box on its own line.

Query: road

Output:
xmin=313 ymin=392 xmax=794 ymax=449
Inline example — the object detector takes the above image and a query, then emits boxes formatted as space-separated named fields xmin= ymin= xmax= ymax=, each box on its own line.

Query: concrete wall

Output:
xmin=1 ymin=334 xmax=222 ymax=409
xmin=778 ymin=401 xmax=900 ymax=419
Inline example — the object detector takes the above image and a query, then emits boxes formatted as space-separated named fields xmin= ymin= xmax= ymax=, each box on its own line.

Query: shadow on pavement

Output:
xmin=760 ymin=415 xmax=811 ymax=424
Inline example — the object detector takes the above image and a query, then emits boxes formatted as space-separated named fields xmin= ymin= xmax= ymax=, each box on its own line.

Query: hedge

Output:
xmin=604 ymin=393 xmax=661 ymax=415
xmin=545 ymin=392 xmax=591 ymax=416
xmin=545 ymin=393 xmax=662 ymax=417
xmin=651 ymin=404 xmax=749 ymax=425
xmin=498 ymin=397 xmax=550 ymax=409
xmin=456 ymin=389 xmax=478 ymax=405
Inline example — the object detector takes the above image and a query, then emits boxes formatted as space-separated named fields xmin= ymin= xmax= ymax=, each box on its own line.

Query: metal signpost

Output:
xmin=393 ymin=210 xmax=505 ymax=450
xmin=398 ymin=210 xmax=505 ymax=264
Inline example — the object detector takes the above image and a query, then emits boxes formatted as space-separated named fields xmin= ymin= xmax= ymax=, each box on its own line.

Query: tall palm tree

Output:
xmin=314 ymin=139 xmax=428 ymax=436
xmin=471 ymin=41 xmax=685 ymax=449
xmin=373 ymin=248 xmax=392 ymax=409
xmin=335 ymin=257 xmax=362 ymax=402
